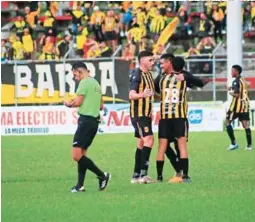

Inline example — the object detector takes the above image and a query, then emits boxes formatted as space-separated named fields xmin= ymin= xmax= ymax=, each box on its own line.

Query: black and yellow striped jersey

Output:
xmin=229 ymin=76 xmax=250 ymax=113
xmin=130 ymin=68 xmax=155 ymax=118
xmin=154 ymin=71 xmax=204 ymax=119
xmin=150 ymin=15 xmax=165 ymax=34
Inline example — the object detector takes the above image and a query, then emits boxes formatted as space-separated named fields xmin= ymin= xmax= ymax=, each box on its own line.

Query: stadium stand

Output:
xmin=1 ymin=1 xmax=255 ymax=62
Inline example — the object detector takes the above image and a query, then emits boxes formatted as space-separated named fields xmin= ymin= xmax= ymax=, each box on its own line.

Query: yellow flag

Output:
xmin=153 ymin=17 xmax=179 ymax=54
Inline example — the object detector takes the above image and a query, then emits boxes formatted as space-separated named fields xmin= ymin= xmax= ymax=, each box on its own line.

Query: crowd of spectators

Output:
xmin=1 ymin=1 xmax=255 ymax=63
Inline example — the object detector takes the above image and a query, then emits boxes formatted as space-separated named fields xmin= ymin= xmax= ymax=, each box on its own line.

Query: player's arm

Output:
xmin=64 ymin=95 xmax=84 ymax=107
xmin=153 ymin=73 xmax=161 ymax=101
xmin=64 ymin=79 xmax=87 ymax=107
xmin=180 ymin=71 xmax=205 ymax=88
xmin=129 ymin=70 xmax=152 ymax=100
xmin=154 ymin=73 xmax=161 ymax=94
xmin=229 ymin=80 xmax=240 ymax=97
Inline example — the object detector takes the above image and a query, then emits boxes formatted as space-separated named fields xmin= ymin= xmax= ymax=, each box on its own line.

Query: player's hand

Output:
xmin=64 ymin=100 xmax=72 ymax=108
xmin=103 ymin=106 xmax=108 ymax=116
xmin=142 ymin=88 xmax=154 ymax=98
xmin=228 ymin=86 xmax=232 ymax=91
xmin=176 ymin=73 xmax=185 ymax=81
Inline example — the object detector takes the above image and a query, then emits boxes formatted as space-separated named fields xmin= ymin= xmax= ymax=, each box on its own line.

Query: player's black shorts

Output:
xmin=226 ymin=110 xmax=250 ymax=122
xmin=104 ymin=31 xmax=116 ymax=41
xmin=131 ymin=117 xmax=153 ymax=138
xmin=73 ymin=115 xmax=99 ymax=149
xmin=158 ymin=118 xmax=189 ymax=141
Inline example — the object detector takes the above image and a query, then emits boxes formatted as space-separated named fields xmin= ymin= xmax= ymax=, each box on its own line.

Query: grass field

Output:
xmin=1 ymin=132 xmax=255 ymax=222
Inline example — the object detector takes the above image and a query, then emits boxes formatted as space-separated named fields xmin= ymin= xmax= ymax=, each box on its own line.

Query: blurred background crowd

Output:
xmin=1 ymin=1 xmax=255 ymax=63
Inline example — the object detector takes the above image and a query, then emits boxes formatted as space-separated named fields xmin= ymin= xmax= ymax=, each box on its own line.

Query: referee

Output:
xmin=64 ymin=61 xmax=111 ymax=192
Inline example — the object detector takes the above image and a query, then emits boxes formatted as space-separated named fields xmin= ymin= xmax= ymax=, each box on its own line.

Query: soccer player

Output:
xmin=64 ymin=61 xmax=111 ymax=192
xmin=154 ymin=54 xmax=182 ymax=182
xmin=129 ymin=51 xmax=155 ymax=184
xmin=226 ymin=65 xmax=252 ymax=151
xmin=155 ymin=55 xmax=204 ymax=183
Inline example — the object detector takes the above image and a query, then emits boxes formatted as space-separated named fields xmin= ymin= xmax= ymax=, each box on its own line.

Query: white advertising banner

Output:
xmin=1 ymin=106 xmax=78 ymax=135
xmin=1 ymin=102 xmax=224 ymax=136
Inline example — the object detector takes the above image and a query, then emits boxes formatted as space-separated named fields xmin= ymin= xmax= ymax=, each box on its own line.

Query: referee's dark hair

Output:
xmin=171 ymin=56 xmax=185 ymax=72
xmin=232 ymin=65 xmax=242 ymax=75
xmin=160 ymin=53 xmax=175 ymax=61
xmin=138 ymin=51 xmax=154 ymax=62
xmin=72 ymin=62 xmax=88 ymax=71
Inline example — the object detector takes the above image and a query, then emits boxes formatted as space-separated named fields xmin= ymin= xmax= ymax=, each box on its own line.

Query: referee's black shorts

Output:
xmin=158 ymin=118 xmax=189 ymax=141
xmin=73 ymin=115 xmax=99 ymax=149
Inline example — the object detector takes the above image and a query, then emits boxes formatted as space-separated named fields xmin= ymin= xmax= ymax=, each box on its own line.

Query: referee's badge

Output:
xmin=144 ymin=127 xmax=149 ymax=133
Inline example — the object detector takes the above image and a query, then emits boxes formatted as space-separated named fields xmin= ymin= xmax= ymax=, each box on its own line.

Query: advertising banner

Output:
xmin=1 ymin=59 xmax=130 ymax=105
xmin=1 ymin=102 xmax=224 ymax=136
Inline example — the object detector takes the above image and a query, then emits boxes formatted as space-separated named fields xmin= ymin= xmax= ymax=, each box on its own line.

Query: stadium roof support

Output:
xmin=227 ymin=1 xmax=242 ymax=102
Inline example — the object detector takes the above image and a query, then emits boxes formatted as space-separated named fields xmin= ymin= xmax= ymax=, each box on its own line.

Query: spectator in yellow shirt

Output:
xmin=56 ymin=35 xmax=72 ymax=59
xmin=76 ymin=25 xmax=89 ymax=56
xmin=41 ymin=11 xmax=56 ymax=36
xmin=39 ymin=36 xmax=56 ymax=60
xmin=150 ymin=9 xmax=166 ymax=42
xmin=147 ymin=2 xmax=158 ymax=20
xmin=11 ymin=16 xmax=27 ymax=40
xmin=12 ymin=36 xmax=24 ymax=60
xmin=102 ymin=10 xmax=119 ymax=52
xmin=127 ymin=23 xmax=145 ymax=44
xmin=68 ymin=3 xmax=86 ymax=35
xmin=22 ymin=28 xmax=36 ymax=59
xmin=87 ymin=43 xmax=101 ymax=58
xmin=212 ymin=3 xmax=224 ymax=42
xmin=25 ymin=3 xmax=41 ymax=30
xmin=90 ymin=6 xmax=105 ymax=42
xmin=135 ymin=7 xmax=148 ymax=27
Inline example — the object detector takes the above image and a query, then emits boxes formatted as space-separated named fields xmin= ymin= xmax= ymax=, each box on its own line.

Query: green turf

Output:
xmin=1 ymin=132 xmax=255 ymax=222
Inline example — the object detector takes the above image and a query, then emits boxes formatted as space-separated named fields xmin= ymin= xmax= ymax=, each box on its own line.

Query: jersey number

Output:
xmin=164 ymin=88 xmax=179 ymax=103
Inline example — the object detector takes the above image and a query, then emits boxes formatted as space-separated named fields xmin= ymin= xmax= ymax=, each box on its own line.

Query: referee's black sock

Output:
xmin=140 ymin=146 xmax=152 ymax=177
xmin=156 ymin=160 xmax=164 ymax=179
xmin=245 ymin=128 xmax=252 ymax=146
xmin=133 ymin=148 xmax=142 ymax=178
xmin=77 ymin=159 xmax=87 ymax=187
xmin=81 ymin=156 xmax=105 ymax=178
xmin=226 ymin=125 xmax=236 ymax=145
xmin=165 ymin=146 xmax=181 ymax=174
xmin=180 ymin=158 xmax=189 ymax=177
